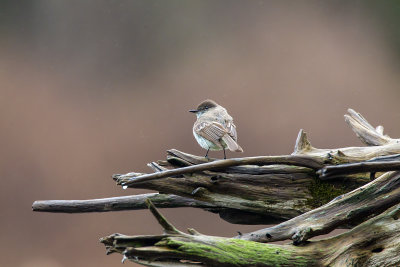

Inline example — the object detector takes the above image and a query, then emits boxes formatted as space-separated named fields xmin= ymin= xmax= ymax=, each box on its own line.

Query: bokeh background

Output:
xmin=2 ymin=1 xmax=400 ymax=266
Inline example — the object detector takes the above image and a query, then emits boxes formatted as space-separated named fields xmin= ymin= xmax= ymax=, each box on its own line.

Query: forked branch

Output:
xmin=344 ymin=108 xmax=397 ymax=146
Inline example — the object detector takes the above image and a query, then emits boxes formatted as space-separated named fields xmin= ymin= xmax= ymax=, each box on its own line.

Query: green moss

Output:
xmin=161 ymin=237 xmax=312 ymax=266
xmin=306 ymin=178 xmax=347 ymax=208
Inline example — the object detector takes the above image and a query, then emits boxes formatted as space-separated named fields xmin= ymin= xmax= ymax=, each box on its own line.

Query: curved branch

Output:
xmin=116 ymin=108 xmax=400 ymax=190
xmin=345 ymin=108 xmax=395 ymax=146
xmin=114 ymin=154 xmax=324 ymax=187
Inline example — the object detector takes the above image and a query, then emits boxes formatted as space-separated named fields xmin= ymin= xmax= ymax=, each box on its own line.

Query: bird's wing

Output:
xmin=226 ymin=121 xmax=238 ymax=141
xmin=194 ymin=120 xmax=243 ymax=152
xmin=194 ymin=121 xmax=228 ymax=145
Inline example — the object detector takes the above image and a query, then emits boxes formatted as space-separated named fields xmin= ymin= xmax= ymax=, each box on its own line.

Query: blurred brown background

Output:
xmin=2 ymin=1 xmax=400 ymax=266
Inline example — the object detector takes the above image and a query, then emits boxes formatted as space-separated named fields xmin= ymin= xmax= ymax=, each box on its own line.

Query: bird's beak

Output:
xmin=189 ymin=109 xmax=198 ymax=113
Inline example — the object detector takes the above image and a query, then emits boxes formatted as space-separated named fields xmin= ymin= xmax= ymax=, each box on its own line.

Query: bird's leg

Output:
xmin=223 ymin=147 xmax=226 ymax=159
xmin=205 ymin=148 xmax=210 ymax=159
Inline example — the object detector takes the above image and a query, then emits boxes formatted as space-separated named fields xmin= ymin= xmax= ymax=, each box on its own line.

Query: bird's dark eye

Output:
xmin=205 ymin=106 xmax=209 ymax=110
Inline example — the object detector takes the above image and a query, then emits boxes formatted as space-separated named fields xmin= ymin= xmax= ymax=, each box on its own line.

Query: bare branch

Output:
xmin=32 ymin=193 xmax=216 ymax=213
xmin=345 ymin=108 xmax=395 ymax=146
xmin=318 ymin=155 xmax=400 ymax=179
xmin=145 ymin=199 xmax=182 ymax=234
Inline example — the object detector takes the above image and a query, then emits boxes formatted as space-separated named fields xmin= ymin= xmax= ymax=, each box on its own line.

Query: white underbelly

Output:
xmin=193 ymin=131 xmax=225 ymax=151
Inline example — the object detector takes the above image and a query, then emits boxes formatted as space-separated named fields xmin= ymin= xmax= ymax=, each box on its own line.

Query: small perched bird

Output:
xmin=189 ymin=99 xmax=243 ymax=159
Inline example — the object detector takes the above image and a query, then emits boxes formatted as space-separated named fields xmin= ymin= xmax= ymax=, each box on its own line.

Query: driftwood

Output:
xmin=33 ymin=109 xmax=400 ymax=266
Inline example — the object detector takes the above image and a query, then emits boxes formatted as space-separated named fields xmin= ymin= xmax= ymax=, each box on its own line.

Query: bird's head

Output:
xmin=189 ymin=99 xmax=218 ymax=117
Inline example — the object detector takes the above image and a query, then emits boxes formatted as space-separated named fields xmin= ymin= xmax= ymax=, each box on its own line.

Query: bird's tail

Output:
xmin=222 ymin=135 xmax=243 ymax=152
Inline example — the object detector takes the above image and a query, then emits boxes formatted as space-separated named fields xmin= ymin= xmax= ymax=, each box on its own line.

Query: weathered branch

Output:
xmin=115 ymin=154 xmax=325 ymax=187
xmin=237 ymin=171 xmax=400 ymax=244
xmin=291 ymin=109 xmax=400 ymax=161
xmin=32 ymin=193 xmax=216 ymax=213
xmin=145 ymin=199 xmax=182 ymax=234
xmin=101 ymin=200 xmax=400 ymax=267
xmin=318 ymin=155 xmax=400 ymax=179
xmin=344 ymin=108 xmax=396 ymax=146
xmin=114 ymin=156 xmax=326 ymax=224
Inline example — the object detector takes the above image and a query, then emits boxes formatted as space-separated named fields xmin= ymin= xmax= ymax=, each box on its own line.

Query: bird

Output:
xmin=189 ymin=99 xmax=243 ymax=159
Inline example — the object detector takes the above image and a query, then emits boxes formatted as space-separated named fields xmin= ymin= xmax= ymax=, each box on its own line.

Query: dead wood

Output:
xmin=34 ymin=109 xmax=400 ymax=225
xmin=32 ymin=193 xmax=216 ymax=213
xmin=101 ymin=199 xmax=400 ymax=267
xmin=237 ymin=171 xmax=400 ymax=244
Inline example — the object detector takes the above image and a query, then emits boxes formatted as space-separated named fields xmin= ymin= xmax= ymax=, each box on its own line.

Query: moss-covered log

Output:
xmin=101 ymin=200 xmax=400 ymax=267
xmin=102 ymin=233 xmax=316 ymax=267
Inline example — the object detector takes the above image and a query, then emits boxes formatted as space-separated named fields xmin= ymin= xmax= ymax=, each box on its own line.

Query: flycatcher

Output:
xmin=189 ymin=99 xmax=243 ymax=159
